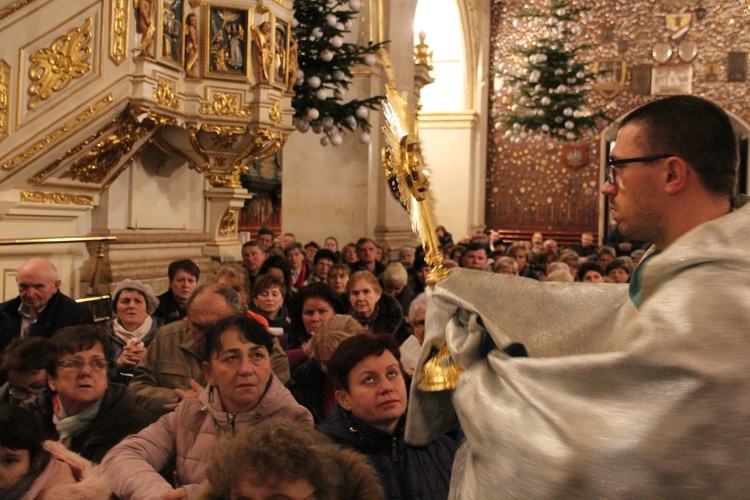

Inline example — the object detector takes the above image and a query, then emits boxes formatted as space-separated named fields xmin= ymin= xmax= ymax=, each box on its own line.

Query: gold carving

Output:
xmin=218 ymin=208 xmax=238 ymax=236
xmin=28 ymin=18 xmax=94 ymax=109
xmin=152 ymin=80 xmax=181 ymax=109
xmin=257 ymin=5 xmax=270 ymax=14
xmin=110 ymin=0 xmax=129 ymax=65
xmin=21 ymin=190 xmax=93 ymax=206
xmin=130 ymin=104 xmax=178 ymax=128
xmin=202 ymin=125 xmax=246 ymax=148
xmin=199 ymin=93 xmax=251 ymax=118
xmin=2 ymin=93 xmax=114 ymax=172
xmin=61 ymin=113 xmax=153 ymax=184
xmin=0 ymin=0 xmax=41 ymax=21
xmin=268 ymin=101 xmax=282 ymax=124
xmin=0 ymin=61 xmax=9 ymax=140
xmin=187 ymin=0 xmax=202 ymax=7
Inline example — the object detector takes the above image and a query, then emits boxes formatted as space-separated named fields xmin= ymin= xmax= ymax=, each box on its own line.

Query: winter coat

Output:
xmin=18 ymin=440 xmax=111 ymax=499
xmin=355 ymin=292 xmax=410 ymax=344
xmin=321 ymin=403 xmax=456 ymax=499
xmin=102 ymin=315 xmax=164 ymax=384
xmin=129 ymin=319 xmax=291 ymax=418
xmin=31 ymin=383 xmax=155 ymax=464
xmin=102 ymin=376 xmax=313 ymax=498
xmin=0 ymin=292 xmax=94 ymax=355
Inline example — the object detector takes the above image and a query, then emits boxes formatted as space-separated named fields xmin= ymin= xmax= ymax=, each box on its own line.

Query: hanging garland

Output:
xmin=291 ymin=0 xmax=388 ymax=146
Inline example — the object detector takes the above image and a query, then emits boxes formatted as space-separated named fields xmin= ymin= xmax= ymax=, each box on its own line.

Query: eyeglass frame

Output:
xmin=55 ymin=358 xmax=110 ymax=373
xmin=605 ymin=153 xmax=674 ymax=185
xmin=8 ymin=383 xmax=47 ymax=400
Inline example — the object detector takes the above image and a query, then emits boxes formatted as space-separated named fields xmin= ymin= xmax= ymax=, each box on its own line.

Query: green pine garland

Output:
xmin=292 ymin=0 xmax=388 ymax=146
xmin=502 ymin=1 xmax=608 ymax=141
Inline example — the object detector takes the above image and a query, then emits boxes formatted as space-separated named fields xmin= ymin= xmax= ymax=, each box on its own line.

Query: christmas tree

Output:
xmin=292 ymin=0 xmax=388 ymax=146
xmin=503 ymin=1 xmax=607 ymax=142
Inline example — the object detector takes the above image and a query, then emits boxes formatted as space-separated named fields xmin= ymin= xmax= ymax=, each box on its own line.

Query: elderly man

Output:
xmin=408 ymin=95 xmax=750 ymax=497
xmin=129 ymin=283 xmax=290 ymax=417
xmin=0 ymin=258 xmax=93 ymax=354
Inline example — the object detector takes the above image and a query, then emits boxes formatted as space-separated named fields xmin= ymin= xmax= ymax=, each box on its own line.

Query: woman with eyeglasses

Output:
xmin=400 ymin=293 xmax=427 ymax=377
xmin=0 ymin=336 xmax=57 ymax=406
xmin=28 ymin=325 xmax=154 ymax=463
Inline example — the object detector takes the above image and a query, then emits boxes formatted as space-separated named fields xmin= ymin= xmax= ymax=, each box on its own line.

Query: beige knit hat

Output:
xmin=112 ymin=279 xmax=160 ymax=315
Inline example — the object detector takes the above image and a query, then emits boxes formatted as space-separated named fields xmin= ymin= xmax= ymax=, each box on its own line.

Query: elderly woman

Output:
xmin=321 ymin=334 xmax=457 ymax=499
xmin=287 ymin=315 xmax=365 ymax=423
xmin=400 ymin=293 xmax=427 ymax=377
xmin=103 ymin=279 xmax=163 ymax=384
xmin=286 ymin=283 xmax=347 ymax=373
xmin=30 ymin=326 xmax=153 ymax=463
xmin=102 ymin=313 xmax=312 ymax=498
xmin=347 ymin=271 xmax=409 ymax=343
xmin=199 ymin=420 xmax=382 ymax=499
xmin=382 ymin=262 xmax=416 ymax=316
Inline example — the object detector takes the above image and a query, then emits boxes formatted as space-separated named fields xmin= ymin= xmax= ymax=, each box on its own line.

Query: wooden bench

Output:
xmin=493 ymin=229 xmax=594 ymax=247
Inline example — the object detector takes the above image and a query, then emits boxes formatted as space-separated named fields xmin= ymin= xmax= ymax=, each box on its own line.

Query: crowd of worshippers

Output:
xmin=0 ymin=225 xmax=643 ymax=498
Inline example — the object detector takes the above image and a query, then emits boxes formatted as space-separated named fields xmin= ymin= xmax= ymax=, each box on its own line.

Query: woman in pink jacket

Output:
xmin=101 ymin=314 xmax=312 ymax=499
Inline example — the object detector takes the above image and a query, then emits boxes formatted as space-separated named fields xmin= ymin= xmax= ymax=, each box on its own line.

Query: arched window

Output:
xmin=414 ymin=0 xmax=467 ymax=112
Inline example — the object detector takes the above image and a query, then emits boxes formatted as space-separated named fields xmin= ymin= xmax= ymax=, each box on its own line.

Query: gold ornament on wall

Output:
xmin=27 ymin=18 xmax=93 ymax=109
xmin=2 ymin=93 xmax=114 ymax=172
xmin=58 ymin=113 xmax=153 ymax=185
xmin=203 ymin=125 xmax=246 ymax=148
xmin=152 ymin=79 xmax=181 ymax=108
xmin=110 ymin=0 xmax=129 ymax=65
xmin=199 ymin=92 xmax=251 ymax=118
xmin=268 ymin=100 xmax=282 ymax=124
xmin=21 ymin=190 xmax=93 ymax=206
xmin=218 ymin=208 xmax=238 ymax=236
xmin=0 ymin=60 xmax=9 ymax=141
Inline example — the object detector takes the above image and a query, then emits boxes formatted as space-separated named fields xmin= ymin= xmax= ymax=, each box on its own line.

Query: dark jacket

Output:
xmin=102 ymin=316 xmax=164 ymax=384
xmin=31 ymin=383 xmax=155 ymax=464
xmin=153 ymin=290 xmax=184 ymax=325
xmin=321 ymin=403 xmax=457 ymax=499
xmin=286 ymin=358 xmax=331 ymax=424
xmin=350 ymin=260 xmax=386 ymax=278
xmin=0 ymin=292 xmax=94 ymax=354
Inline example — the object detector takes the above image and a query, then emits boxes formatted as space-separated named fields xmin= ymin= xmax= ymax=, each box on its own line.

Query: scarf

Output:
xmin=351 ymin=303 xmax=380 ymax=332
xmin=112 ymin=315 xmax=153 ymax=344
xmin=52 ymin=394 xmax=102 ymax=444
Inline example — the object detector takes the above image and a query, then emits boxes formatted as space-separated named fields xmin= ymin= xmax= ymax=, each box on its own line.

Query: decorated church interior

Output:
xmin=0 ymin=0 xmax=749 ymax=497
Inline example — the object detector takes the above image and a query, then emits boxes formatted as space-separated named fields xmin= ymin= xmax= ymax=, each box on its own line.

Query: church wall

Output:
xmin=487 ymin=0 xmax=750 ymax=236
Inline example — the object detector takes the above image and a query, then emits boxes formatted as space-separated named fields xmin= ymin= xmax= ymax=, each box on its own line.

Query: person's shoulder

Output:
xmin=152 ymin=320 xmax=190 ymax=342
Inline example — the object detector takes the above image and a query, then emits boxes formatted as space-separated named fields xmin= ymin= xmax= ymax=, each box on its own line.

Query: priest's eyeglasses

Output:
xmin=605 ymin=153 xmax=673 ymax=184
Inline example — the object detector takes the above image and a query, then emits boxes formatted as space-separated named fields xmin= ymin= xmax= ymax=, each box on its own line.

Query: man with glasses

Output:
xmin=407 ymin=95 xmax=750 ymax=497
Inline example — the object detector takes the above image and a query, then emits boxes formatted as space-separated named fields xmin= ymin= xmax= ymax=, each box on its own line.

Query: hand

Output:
xmin=174 ymin=379 xmax=204 ymax=402
xmin=163 ymin=403 xmax=179 ymax=412
xmin=117 ymin=344 xmax=147 ymax=369
xmin=160 ymin=487 xmax=187 ymax=499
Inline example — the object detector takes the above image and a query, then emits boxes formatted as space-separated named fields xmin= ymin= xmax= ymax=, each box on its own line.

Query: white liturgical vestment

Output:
xmin=406 ymin=197 xmax=750 ymax=497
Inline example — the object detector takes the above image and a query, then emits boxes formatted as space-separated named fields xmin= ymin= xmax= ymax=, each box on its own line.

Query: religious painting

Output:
xmin=630 ymin=65 xmax=652 ymax=95
xmin=593 ymin=59 xmax=626 ymax=99
xmin=158 ymin=0 xmax=184 ymax=67
xmin=204 ymin=5 xmax=250 ymax=81
xmin=703 ymin=61 xmax=721 ymax=82
xmin=651 ymin=64 xmax=692 ymax=95
xmin=274 ymin=19 xmax=289 ymax=88
xmin=728 ymin=52 xmax=747 ymax=82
